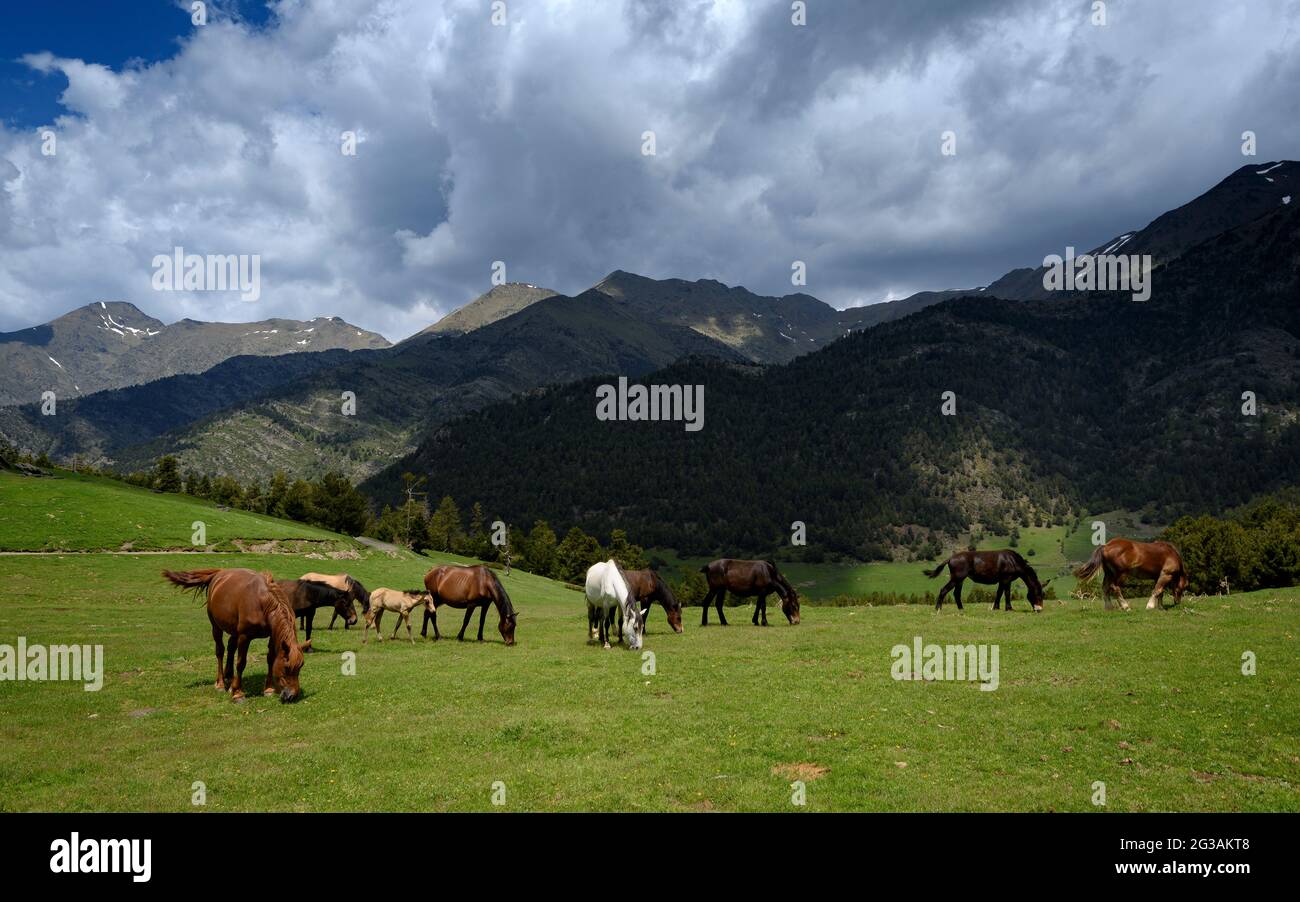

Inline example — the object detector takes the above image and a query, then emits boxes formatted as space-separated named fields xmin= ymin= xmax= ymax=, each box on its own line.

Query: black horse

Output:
xmin=699 ymin=559 xmax=800 ymax=626
xmin=277 ymin=578 xmax=357 ymax=642
xmin=924 ymin=550 xmax=1050 ymax=611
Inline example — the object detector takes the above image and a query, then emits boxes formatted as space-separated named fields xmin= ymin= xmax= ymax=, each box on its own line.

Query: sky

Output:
xmin=1 ymin=0 xmax=1298 ymax=341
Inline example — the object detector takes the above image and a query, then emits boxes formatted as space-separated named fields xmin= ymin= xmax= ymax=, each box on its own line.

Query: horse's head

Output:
xmin=622 ymin=601 xmax=644 ymax=650
xmin=499 ymin=610 xmax=518 ymax=646
xmin=1028 ymin=578 xmax=1051 ymax=612
xmin=658 ymin=577 xmax=684 ymax=633
xmin=333 ymin=589 xmax=358 ymax=627
xmin=781 ymin=588 xmax=801 ymax=625
xmin=274 ymin=637 xmax=309 ymax=703
xmin=349 ymin=578 xmax=371 ymax=613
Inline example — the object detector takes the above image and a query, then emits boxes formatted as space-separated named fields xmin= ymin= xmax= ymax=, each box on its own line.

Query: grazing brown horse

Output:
xmin=1074 ymin=538 xmax=1188 ymax=610
xmin=278 ymin=579 xmax=356 ymax=643
xmin=298 ymin=572 xmax=371 ymax=630
xmin=623 ymin=569 xmax=684 ymax=633
xmin=924 ymin=550 xmax=1050 ymax=612
xmin=699 ymin=559 xmax=800 ymax=626
xmin=161 ymin=568 xmax=309 ymax=702
xmin=420 ymin=564 xmax=518 ymax=645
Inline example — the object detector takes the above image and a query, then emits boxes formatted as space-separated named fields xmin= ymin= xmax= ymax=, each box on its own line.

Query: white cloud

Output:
xmin=0 ymin=0 xmax=1297 ymax=340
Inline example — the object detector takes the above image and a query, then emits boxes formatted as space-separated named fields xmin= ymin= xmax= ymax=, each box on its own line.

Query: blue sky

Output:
xmin=0 ymin=1 xmax=272 ymax=127
xmin=1 ymin=1 xmax=1297 ymax=341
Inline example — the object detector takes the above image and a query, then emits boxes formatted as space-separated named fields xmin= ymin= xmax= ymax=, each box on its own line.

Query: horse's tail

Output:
xmin=161 ymin=568 xmax=222 ymax=602
xmin=1074 ymin=546 xmax=1105 ymax=581
xmin=923 ymin=561 xmax=947 ymax=579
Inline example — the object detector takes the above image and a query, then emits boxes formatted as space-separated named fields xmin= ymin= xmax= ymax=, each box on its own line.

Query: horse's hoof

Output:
xmin=232 ymin=692 xmax=246 ymax=703
xmin=603 ymin=643 xmax=611 ymax=650
xmin=263 ymin=688 xmax=276 ymax=697
xmin=214 ymin=682 xmax=225 ymax=691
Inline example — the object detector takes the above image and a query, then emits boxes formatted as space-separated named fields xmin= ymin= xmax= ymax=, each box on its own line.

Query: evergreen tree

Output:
xmin=312 ymin=472 xmax=370 ymax=536
xmin=426 ymin=496 xmax=463 ymax=553
xmin=554 ymin=526 xmax=604 ymax=583
xmin=526 ymin=520 xmax=558 ymax=578
xmin=153 ymin=456 xmax=183 ymax=493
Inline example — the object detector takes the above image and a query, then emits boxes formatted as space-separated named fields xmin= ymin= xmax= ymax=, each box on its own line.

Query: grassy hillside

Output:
xmin=0 ymin=470 xmax=352 ymax=552
xmin=0 ymin=473 xmax=1295 ymax=812
xmin=0 ymin=550 xmax=1295 ymax=812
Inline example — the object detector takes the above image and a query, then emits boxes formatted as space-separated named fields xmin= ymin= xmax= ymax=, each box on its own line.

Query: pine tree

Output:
xmin=426 ymin=496 xmax=463 ymax=553
xmin=153 ymin=456 xmax=183 ymax=494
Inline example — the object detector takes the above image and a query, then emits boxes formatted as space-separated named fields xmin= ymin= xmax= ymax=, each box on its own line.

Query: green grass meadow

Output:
xmin=0 ymin=474 xmax=1296 ymax=812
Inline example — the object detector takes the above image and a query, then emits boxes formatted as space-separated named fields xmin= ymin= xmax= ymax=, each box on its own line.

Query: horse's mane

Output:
xmin=486 ymin=569 xmax=516 ymax=617
xmin=261 ymin=573 xmax=300 ymax=647
xmin=765 ymin=561 xmax=796 ymax=597
xmin=346 ymin=575 xmax=371 ymax=608
xmin=651 ymin=570 xmax=678 ymax=606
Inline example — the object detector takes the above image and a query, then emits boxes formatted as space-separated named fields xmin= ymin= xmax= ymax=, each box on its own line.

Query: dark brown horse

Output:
xmin=1074 ymin=538 xmax=1188 ymax=610
xmin=278 ymin=579 xmax=356 ymax=643
xmin=924 ymin=550 xmax=1049 ymax=612
xmin=420 ymin=564 xmax=518 ymax=645
xmin=298 ymin=572 xmax=371 ymax=630
xmin=623 ymin=569 xmax=684 ymax=633
xmin=699 ymin=559 xmax=800 ymax=626
xmin=161 ymin=568 xmax=309 ymax=702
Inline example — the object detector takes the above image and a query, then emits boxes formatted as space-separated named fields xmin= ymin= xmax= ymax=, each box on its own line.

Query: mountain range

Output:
xmin=1 ymin=160 xmax=1295 ymax=553
xmin=0 ymin=301 xmax=389 ymax=406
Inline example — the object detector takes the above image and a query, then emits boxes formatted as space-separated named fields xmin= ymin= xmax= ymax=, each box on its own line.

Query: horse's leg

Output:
xmin=1147 ymin=572 xmax=1172 ymax=610
xmin=211 ymin=623 xmax=227 ymax=690
xmin=420 ymin=607 xmax=430 ymax=639
xmin=1002 ymin=581 xmax=1013 ymax=611
xmin=752 ymin=594 xmax=762 ymax=625
xmin=431 ymin=607 xmax=441 ymax=640
xmin=373 ymin=610 xmax=384 ymax=642
xmin=600 ymin=607 xmax=611 ymax=649
xmin=1113 ymin=577 xmax=1130 ymax=612
xmin=328 ymin=609 xmax=337 ymax=630
xmin=717 ymin=592 xmax=729 ymax=626
xmin=953 ymin=580 xmax=964 ymax=611
xmin=223 ymin=634 xmax=237 ymax=689
xmin=700 ymin=589 xmax=714 ymax=626
xmin=231 ymin=635 xmax=251 ymax=700
xmin=264 ymin=643 xmax=277 ymax=695
xmin=935 ymin=578 xmax=956 ymax=610
xmin=405 ymin=611 xmax=414 ymax=643
xmin=391 ymin=613 xmax=404 ymax=640
xmin=457 ymin=606 xmax=474 ymax=641
xmin=477 ymin=602 xmax=488 ymax=641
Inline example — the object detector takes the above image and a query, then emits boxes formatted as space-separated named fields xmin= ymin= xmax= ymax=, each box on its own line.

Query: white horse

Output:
xmin=584 ymin=560 xmax=643 ymax=650
xmin=363 ymin=588 xmax=430 ymax=644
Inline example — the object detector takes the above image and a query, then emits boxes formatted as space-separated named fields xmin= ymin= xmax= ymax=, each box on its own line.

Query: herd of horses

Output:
xmin=160 ymin=537 xmax=1186 ymax=703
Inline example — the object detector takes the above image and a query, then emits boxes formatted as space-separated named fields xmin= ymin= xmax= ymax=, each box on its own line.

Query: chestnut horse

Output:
xmin=161 ymin=568 xmax=309 ymax=702
xmin=699 ymin=559 xmax=800 ymax=626
xmin=420 ymin=564 xmax=518 ymax=645
xmin=624 ymin=568 xmax=684 ymax=634
xmin=924 ymin=549 xmax=1050 ymax=612
xmin=1074 ymin=538 xmax=1188 ymax=610
xmin=278 ymin=578 xmax=356 ymax=643
xmin=298 ymin=572 xmax=371 ymax=630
